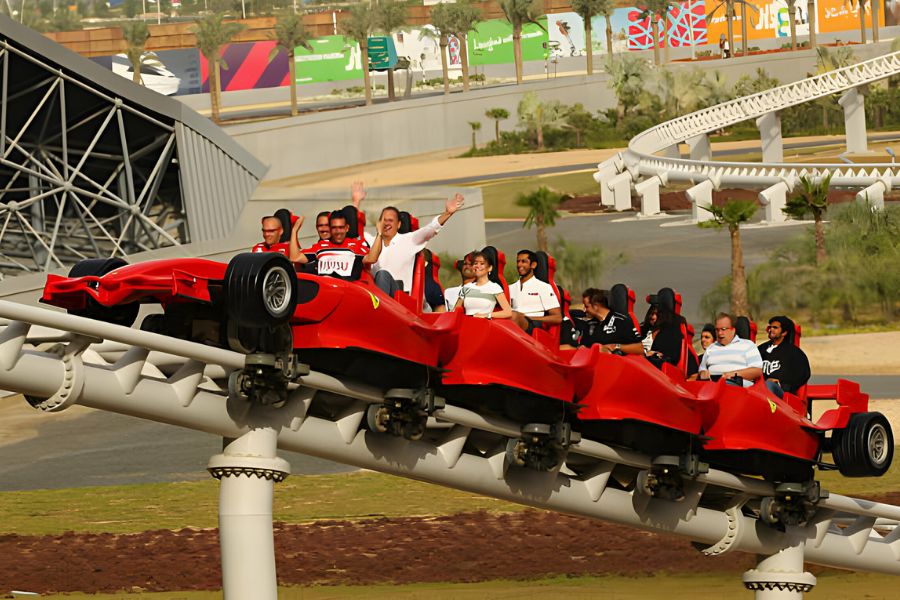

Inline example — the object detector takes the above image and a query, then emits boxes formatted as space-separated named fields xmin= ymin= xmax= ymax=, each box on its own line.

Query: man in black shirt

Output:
xmin=580 ymin=289 xmax=642 ymax=354
xmin=758 ymin=316 xmax=811 ymax=399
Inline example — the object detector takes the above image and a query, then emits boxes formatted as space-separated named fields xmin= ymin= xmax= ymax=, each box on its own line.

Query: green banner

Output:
xmin=294 ymin=35 xmax=362 ymax=85
xmin=467 ymin=18 xmax=549 ymax=66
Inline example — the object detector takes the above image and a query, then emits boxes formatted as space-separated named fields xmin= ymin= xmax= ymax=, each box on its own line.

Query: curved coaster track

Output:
xmin=0 ymin=300 xmax=898 ymax=599
xmin=596 ymin=50 xmax=900 ymax=218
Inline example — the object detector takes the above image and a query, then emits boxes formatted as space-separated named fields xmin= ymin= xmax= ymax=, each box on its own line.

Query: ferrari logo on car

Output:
xmin=368 ymin=291 xmax=379 ymax=310
xmin=768 ymin=399 xmax=777 ymax=413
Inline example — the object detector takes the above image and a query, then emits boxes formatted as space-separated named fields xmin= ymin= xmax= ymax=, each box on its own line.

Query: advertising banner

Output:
xmin=817 ymin=0 xmax=885 ymax=34
xmin=294 ymin=35 xmax=361 ymax=84
xmin=627 ymin=1 xmax=708 ymax=50
xmin=200 ymin=41 xmax=289 ymax=93
xmin=467 ymin=18 xmax=550 ymax=65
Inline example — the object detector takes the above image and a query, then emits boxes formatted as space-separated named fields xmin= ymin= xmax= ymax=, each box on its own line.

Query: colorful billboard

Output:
xmin=199 ymin=41 xmax=289 ymax=93
xmin=627 ymin=1 xmax=708 ymax=50
xmin=295 ymin=35 xmax=361 ymax=84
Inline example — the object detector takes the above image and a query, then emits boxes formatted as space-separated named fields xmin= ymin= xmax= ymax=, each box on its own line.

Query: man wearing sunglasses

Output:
xmin=697 ymin=312 xmax=763 ymax=387
xmin=252 ymin=215 xmax=291 ymax=256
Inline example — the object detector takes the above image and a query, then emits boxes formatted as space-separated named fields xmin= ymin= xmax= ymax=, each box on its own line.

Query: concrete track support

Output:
xmin=687 ymin=134 xmax=711 ymax=161
xmin=856 ymin=176 xmax=891 ymax=210
xmin=606 ymin=170 xmax=635 ymax=212
xmin=634 ymin=173 xmax=668 ymax=217
xmin=594 ymin=161 xmax=618 ymax=207
xmin=839 ymin=87 xmax=868 ymax=154
xmin=685 ymin=178 xmax=718 ymax=223
xmin=742 ymin=533 xmax=816 ymax=599
xmin=756 ymin=112 xmax=784 ymax=164
xmin=208 ymin=427 xmax=291 ymax=600
xmin=662 ymin=143 xmax=681 ymax=158
xmin=758 ymin=178 xmax=795 ymax=224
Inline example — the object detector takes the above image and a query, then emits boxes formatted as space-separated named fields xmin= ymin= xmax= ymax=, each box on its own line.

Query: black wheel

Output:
xmin=223 ymin=253 xmax=298 ymax=328
xmin=68 ymin=257 xmax=139 ymax=327
xmin=366 ymin=404 xmax=390 ymax=434
xmin=832 ymin=412 xmax=894 ymax=477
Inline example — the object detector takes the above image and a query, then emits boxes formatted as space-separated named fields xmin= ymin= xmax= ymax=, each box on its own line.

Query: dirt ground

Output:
xmin=0 ymin=509 xmax=758 ymax=595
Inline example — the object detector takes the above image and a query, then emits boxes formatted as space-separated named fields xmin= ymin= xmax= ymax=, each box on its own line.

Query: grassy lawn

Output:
xmin=31 ymin=572 xmax=900 ymax=599
xmin=465 ymin=171 xmax=598 ymax=219
xmin=0 ymin=471 xmax=522 ymax=536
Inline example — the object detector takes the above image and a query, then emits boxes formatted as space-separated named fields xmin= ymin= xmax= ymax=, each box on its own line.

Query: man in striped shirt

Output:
xmin=698 ymin=313 xmax=763 ymax=388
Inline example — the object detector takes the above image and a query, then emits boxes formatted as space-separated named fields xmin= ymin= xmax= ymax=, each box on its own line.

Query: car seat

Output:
xmin=533 ymin=251 xmax=566 ymax=339
xmin=611 ymin=283 xmax=640 ymax=334
xmin=273 ymin=208 xmax=294 ymax=243
xmin=656 ymin=287 xmax=698 ymax=377
xmin=398 ymin=211 xmax=419 ymax=234
xmin=735 ymin=316 xmax=757 ymax=342
xmin=338 ymin=205 xmax=366 ymax=239
xmin=423 ymin=249 xmax=444 ymax=310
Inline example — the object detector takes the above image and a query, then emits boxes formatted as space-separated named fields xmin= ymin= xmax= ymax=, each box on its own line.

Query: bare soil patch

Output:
xmin=0 ymin=510 xmax=757 ymax=595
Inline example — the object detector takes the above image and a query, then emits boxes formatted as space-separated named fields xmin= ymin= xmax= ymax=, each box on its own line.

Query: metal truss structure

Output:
xmin=0 ymin=16 xmax=265 ymax=277
xmin=596 ymin=50 xmax=900 ymax=221
xmin=1 ymin=299 xmax=899 ymax=599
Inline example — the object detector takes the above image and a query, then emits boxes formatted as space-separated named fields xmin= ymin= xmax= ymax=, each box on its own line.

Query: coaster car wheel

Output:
xmin=832 ymin=412 xmax=894 ymax=477
xmin=224 ymin=253 xmax=298 ymax=328
xmin=68 ymin=257 xmax=139 ymax=327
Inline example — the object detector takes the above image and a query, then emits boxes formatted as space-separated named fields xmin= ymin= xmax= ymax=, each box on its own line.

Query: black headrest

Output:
xmin=656 ymin=287 xmax=676 ymax=314
xmin=338 ymin=205 xmax=359 ymax=239
xmin=273 ymin=209 xmax=292 ymax=243
xmin=399 ymin=211 xmax=414 ymax=234
xmin=481 ymin=246 xmax=502 ymax=286
xmin=533 ymin=251 xmax=550 ymax=283
xmin=735 ymin=316 xmax=752 ymax=340
xmin=609 ymin=283 xmax=630 ymax=315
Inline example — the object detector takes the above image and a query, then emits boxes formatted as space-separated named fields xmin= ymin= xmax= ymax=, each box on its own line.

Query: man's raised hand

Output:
xmin=351 ymin=181 xmax=366 ymax=208
xmin=446 ymin=193 xmax=464 ymax=215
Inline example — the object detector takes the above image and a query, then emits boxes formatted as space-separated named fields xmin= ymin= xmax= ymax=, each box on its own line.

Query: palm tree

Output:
xmin=600 ymin=1 xmax=615 ymax=66
xmin=783 ymin=174 xmax=832 ymax=266
xmin=192 ymin=13 xmax=246 ymax=123
xmin=855 ymin=0 xmax=869 ymax=44
xmin=485 ymin=107 xmax=509 ymax=142
xmin=640 ymin=0 xmax=670 ymax=66
xmin=499 ymin=0 xmax=544 ymax=84
xmin=271 ymin=15 xmax=313 ymax=117
xmin=445 ymin=0 xmax=481 ymax=92
xmin=430 ymin=2 xmax=454 ymax=96
xmin=373 ymin=0 xmax=408 ymax=101
xmin=606 ymin=54 xmax=649 ymax=119
xmin=517 ymin=186 xmax=564 ymax=252
xmin=785 ymin=0 xmax=799 ymax=50
xmin=700 ymin=199 xmax=757 ymax=316
xmin=468 ymin=120 xmax=481 ymax=151
xmin=122 ymin=21 xmax=150 ymax=85
xmin=340 ymin=4 xmax=376 ymax=106
xmin=571 ymin=0 xmax=611 ymax=75
xmin=816 ymin=46 xmax=856 ymax=128
xmin=564 ymin=103 xmax=593 ymax=147
xmin=807 ymin=0 xmax=817 ymax=50
xmin=518 ymin=91 xmax=567 ymax=150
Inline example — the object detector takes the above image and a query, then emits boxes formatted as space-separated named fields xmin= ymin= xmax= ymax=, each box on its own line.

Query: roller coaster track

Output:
xmin=601 ymin=50 xmax=900 ymax=194
xmin=1 ymin=299 xmax=899 ymax=592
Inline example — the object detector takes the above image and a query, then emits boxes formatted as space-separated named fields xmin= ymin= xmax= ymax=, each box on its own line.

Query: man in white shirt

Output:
xmin=509 ymin=250 xmax=561 ymax=334
xmin=698 ymin=313 xmax=763 ymax=388
xmin=372 ymin=193 xmax=465 ymax=296
xmin=442 ymin=252 xmax=476 ymax=311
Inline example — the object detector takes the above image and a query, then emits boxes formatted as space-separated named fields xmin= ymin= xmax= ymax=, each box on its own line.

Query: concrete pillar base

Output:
xmin=606 ymin=170 xmax=634 ymax=212
xmin=634 ymin=173 xmax=668 ymax=217
xmin=685 ymin=179 xmax=718 ymax=223
xmin=839 ymin=87 xmax=868 ymax=154
xmin=758 ymin=179 xmax=794 ymax=224
xmin=856 ymin=176 xmax=891 ymax=211
xmin=756 ymin=112 xmax=784 ymax=164
xmin=687 ymin=133 xmax=711 ymax=162
xmin=742 ymin=536 xmax=816 ymax=599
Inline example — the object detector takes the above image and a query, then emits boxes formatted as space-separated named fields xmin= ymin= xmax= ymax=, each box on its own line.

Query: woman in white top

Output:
xmin=454 ymin=251 xmax=513 ymax=319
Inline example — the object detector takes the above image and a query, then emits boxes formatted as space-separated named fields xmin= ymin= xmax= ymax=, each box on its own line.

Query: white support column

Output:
xmin=687 ymin=133 xmax=711 ymax=161
xmin=756 ymin=111 xmax=784 ymax=164
xmin=758 ymin=177 xmax=795 ymax=224
xmin=742 ymin=534 xmax=816 ymax=599
xmin=856 ymin=176 xmax=891 ymax=211
xmin=685 ymin=178 xmax=717 ymax=223
xmin=593 ymin=163 xmax=617 ymax=207
xmin=839 ymin=87 xmax=868 ymax=154
xmin=606 ymin=170 xmax=634 ymax=212
xmin=634 ymin=172 xmax=668 ymax=217
xmin=208 ymin=427 xmax=291 ymax=600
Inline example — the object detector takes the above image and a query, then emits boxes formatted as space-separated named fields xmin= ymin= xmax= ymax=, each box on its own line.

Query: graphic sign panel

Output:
xmin=467 ymin=18 xmax=550 ymax=65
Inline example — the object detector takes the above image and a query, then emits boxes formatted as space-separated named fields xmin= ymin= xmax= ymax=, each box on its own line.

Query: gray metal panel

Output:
xmin=175 ymin=124 xmax=259 ymax=242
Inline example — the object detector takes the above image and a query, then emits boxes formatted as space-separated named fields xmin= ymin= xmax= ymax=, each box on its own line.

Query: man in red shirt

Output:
xmin=290 ymin=210 xmax=383 ymax=280
xmin=251 ymin=215 xmax=290 ymax=255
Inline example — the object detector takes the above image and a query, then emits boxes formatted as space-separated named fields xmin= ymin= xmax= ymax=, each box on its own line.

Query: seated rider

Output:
xmin=509 ymin=249 xmax=561 ymax=334
xmin=578 ymin=289 xmax=642 ymax=354
xmin=454 ymin=251 xmax=512 ymax=320
xmin=314 ymin=211 xmax=331 ymax=241
xmin=758 ymin=315 xmax=811 ymax=399
xmin=289 ymin=211 xmax=383 ymax=279
xmin=698 ymin=312 xmax=763 ymax=387
xmin=442 ymin=252 xmax=475 ymax=312
xmin=644 ymin=301 xmax=685 ymax=368
xmin=252 ymin=215 xmax=291 ymax=256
